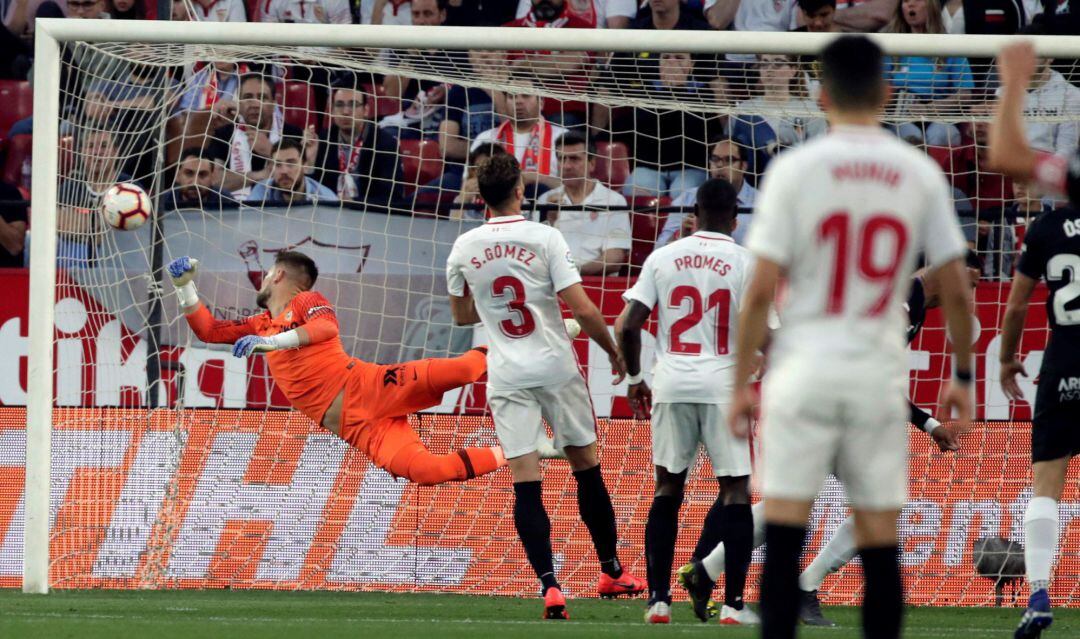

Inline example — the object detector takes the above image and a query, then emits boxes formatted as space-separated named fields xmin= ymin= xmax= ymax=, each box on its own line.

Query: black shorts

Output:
xmin=1032 ymin=369 xmax=1080 ymax=463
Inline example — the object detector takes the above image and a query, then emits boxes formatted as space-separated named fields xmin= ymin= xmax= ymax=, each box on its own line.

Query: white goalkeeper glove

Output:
xmin=168 ymin=256 xmax=200 ymax=308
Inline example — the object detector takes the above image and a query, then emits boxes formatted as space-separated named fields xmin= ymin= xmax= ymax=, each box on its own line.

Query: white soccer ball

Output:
xmin=101 ymin=182 xmax=152 ymax=231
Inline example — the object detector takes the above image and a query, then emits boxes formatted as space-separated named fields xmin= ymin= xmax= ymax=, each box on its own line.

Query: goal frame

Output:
xmin=24 ymin=18 xmax=1080 ymax=594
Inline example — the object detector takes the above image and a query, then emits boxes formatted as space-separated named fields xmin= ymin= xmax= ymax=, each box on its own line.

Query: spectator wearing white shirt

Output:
xmin=471 ymin=79 xmax=567 ymax=194
xmin=660 ymin=139 xmax=758 ymax=246
xmin=539 ymin=131 xmax=630 ymax=275
xmin=1010 ymin=21 xmax=1080 ymax=159
xmin=363 ymin=0 xmax=411 ymax=24
xmin=181 ymin=0 xmax=247 ymax=21
xmin=512 ymin=0 xmax=637 ymax=27
xmin=261 ymin=0 xmax=350 ymax=23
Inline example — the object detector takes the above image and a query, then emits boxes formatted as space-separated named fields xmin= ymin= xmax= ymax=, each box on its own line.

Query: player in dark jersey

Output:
xmin=993 ymin=42 xmax=1080 ymax=639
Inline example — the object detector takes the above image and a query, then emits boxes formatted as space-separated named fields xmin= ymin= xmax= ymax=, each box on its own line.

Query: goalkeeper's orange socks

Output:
xmin=859 ymin=545 xmax=903 ymax=639
xmin=761 ymin=523 xmax=805 ymax=639
xmin=385 ymin=442 xmax=503 ymax=485
xmin=427 ymin=348 xmax=487 ymax=395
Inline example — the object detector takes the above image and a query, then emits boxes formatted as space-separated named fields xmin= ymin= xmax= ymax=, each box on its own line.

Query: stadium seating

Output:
xmin=0 ymin=134 xmax=31 ymax=188
xmin=281 ymin=81 xmax=317 ymax=130
xmin=592 ymin=141 xmax=630 ymax=192
xmin=0 ymin=80 xmax=32 ymax=137
xmin=361 ymin=83 xmax=402 ymax=119
xmin=398 ymin=139 xmax=443 ymax=194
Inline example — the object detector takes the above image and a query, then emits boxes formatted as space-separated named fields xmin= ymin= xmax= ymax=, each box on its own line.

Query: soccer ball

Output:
xmin=101 ymin=183 xmax=152 ymax=231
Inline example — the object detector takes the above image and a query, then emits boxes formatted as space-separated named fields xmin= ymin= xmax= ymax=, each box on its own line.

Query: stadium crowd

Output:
xmin=0 ymin=0 xmax=1077 ymax=277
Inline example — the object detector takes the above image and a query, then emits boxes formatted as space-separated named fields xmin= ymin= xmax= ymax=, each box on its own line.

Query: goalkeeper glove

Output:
xmin=232 ymin=332 xmax=301 ymax=358
xmin=168 ymin=256 xmax=200 ymax=308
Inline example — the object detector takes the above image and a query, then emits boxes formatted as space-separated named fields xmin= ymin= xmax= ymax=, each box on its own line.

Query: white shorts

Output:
xmin=760 ymin=368 xmax=908 ymax=510
xmin=651 ymin=402 xmax=751 ymax=477
xmin=488 ymin=375 xmax=597 ymax=458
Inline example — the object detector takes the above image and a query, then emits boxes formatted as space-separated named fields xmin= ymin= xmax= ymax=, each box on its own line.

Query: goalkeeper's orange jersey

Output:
xmin=185 ymin=290 xmax=350 ymax=424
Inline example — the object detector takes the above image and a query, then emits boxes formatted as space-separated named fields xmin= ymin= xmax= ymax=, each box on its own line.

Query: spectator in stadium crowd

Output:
xmin=731 ymin=53 xmax=825 ymax=178
xmin=173 ymin=61 xmax=245 ymax=117
xmin=378 ymin=0 xmax=454 ymax=135
xmin=792 ymin=0 xmax=838 ymax=31
xmin=883 ymin=0 xmax=972 ymax=147
xmin=208 ymin=72 xmax=314 ymax=195
xmin=247 ymin=138 xmax=338 ymax=204
xmin=0 ymin=179 xmax=28 ymax=268
xmin=451 ymin=142 xmax=507 ymax=219
xmin=438 ymin=49 xmax=508 ymax=176
xmin=443 ymin=0 xmax=517 ymax=25
xmin=313 ymin=84 xmax=400 ymax=204
xmin=471 ymin=81 xmax=567 ymax=194
xmin=512 ymin=0 xmax=637 ymax=28
xmin=161 ymin=147 xmax=234 ymax=211
xmin=620 ymin=51 xmax=715 ymax=198
xmin=1010 ymin=180 xmax=1054 ymax=223
xmin=538 ymin=131 xmax=630 ymax=274
xmin=174 ymin=0 xmax=247 ymax=21
xmin=65 ymin=0 xmax=110 ymax=19
xmin=56 ymin=129 xmax=132 ymax=265
xmin=659 ymin=138 xmax=758 ymax=246
xmin=107 ymin=0 xmax=144 ymax=19
xmin=633 ymin=0 xmax=710 ymax=31
xmin=1005 ymin=22 xmax=1080 ymax=160
xmin=0 ymin=0 xmax=32 ymax=79
xmin=362 ymin=0 xmax=410 ymax=24
xmin=260 ymin=0 xmax=349 ymax=22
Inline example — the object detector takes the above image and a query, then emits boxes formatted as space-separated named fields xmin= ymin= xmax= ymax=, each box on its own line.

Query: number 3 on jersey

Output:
xmin=492 ymin=275 xmax=536 ymax=338
xmin=668 ymin=286 xmax=731 ymax=355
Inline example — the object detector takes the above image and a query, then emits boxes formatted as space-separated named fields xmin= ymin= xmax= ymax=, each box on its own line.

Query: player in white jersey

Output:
xmin=446 ymin=154 xmax=646 ymax=620
xmin=729 ymin=36 xmax=975 ymax=639
xmin=616 ymin=178 xmax=764 ymax=626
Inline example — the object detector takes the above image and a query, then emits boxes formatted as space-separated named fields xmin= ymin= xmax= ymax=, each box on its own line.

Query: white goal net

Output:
xmin=11 ymin=21 xmax=1080 ymax=607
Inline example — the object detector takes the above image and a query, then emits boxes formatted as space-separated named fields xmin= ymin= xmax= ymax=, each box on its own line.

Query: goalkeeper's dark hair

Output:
xmin=275 ymin=251 xmax=318 ymax=290
xmin=819 ymin=35 xmax=886 ymax=111
xmin=798 ymin=0 xmax=836 ymax=13
xmin=694 ymin=177 xmax=738 ymax=231
xmin=476 ymin=153 xmax=522 ymax=212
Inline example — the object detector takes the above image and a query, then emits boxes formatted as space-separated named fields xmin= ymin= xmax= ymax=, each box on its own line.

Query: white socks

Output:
xmin=702 ymin=501 xmax=766 ymax=581
xmin=799 ymin=515 xmax=857 ymax=592
xmin=1025 ymin=496 xmax=1058 ymax=594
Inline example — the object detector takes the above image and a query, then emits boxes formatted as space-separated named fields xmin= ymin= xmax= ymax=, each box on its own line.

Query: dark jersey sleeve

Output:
xmin=909 ymin=400 xmax=934 ymax=431
xmin=1017 ymin=213 xmax=1048 ymax=281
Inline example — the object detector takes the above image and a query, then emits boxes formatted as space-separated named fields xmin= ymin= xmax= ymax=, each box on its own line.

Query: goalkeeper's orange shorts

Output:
xmin=337 ymin=350 xmax=486 ymax=468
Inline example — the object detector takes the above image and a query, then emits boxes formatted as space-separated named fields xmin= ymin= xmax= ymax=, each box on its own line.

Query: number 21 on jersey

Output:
xmin=667 ymin=286 xmax=732 ymax=356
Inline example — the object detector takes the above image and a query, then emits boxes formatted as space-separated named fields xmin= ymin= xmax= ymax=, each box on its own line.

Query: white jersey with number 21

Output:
xmin=747 ymin=125 xmax=967 ymax=380
xmin=623 ymin=230 xmax=760 ymax=403
xmin=446 ymin=215 xmax=583 ymax=392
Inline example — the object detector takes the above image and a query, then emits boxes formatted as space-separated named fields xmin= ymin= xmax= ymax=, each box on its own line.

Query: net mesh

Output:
xmin=11 ymin=33 xmax=1080 ymax=604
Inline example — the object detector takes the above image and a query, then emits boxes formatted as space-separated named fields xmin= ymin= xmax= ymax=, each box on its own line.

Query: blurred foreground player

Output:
xmin=730 ymin=35 xmax=974 ymax=639
xmin=681 ymin=256 xmax=981 ymax=627
xmin=446 ymin=154 xmax=646 ymax=619
xmin=991 ymin=41 xmax=1080 ymax=639
xmin=168 ymin=250 xmax=505 ymax=485
xmin=616 ymin=178 xmax=765 ymax=626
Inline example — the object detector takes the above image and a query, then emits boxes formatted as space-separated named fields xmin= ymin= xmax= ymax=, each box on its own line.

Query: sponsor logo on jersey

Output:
xmin=1058 ymin=376 xmax=1080 ymax=402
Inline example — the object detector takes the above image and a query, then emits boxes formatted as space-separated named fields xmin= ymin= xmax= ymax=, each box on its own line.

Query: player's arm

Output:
xmin=616 ymin=300 xmax=653 ymax=418
xmin=831 ymin=0 xmax=897 ymax=32
xmin=445 ymin=244 xmax=481 ymax=325
xmin=730 ymin=256 xmax=782 ymax=438
xmin=909 ymin=400 xmax=959 ymax=452
xmin=989 ymin=42 xmax=1038 ymax=183
xmin=934 ymin=257 xmax=976 ymax=425
xmin=168 ymin=256 xmax=257 ymax=344
xmin=999 ymin=272 xmax=1037 ymax=401
xmin=559 ymin=282 xmax=626 ymax=384
xmin=449 ymin=293 xmax=481 ymax=325
xmin=231 ymin=293 xmax=341 ymax=358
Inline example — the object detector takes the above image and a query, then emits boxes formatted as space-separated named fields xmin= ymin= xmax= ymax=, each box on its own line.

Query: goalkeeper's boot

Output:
xmin=798 ymin=589 xmax=836 ymax=627
xmin=676 ymin=559 xmax=718 ymax=622
xmin=719 ymin=604 xmax=761 ymax=626
xmin=543 ymin=586 xmax=569 ymax=620
xmin=643 ymin=600 xmax=671 ymax=624
xmin=597 ymin=570 xmax=646 ymax=599
xmin=1015 ymin=589 xmax=1053 ymax=639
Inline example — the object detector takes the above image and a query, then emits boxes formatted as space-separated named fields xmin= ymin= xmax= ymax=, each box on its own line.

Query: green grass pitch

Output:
xmin=3 ymin=590 xmax=1077 ymax=638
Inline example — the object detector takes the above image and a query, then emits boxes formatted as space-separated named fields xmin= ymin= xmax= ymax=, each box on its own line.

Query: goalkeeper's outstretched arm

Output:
xmin=168 ymin=255 xmax=258 ymax=344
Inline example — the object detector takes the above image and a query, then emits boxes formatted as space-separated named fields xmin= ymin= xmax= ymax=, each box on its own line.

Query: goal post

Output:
xmin=20 ymin=18 xmax=1080 ymax=601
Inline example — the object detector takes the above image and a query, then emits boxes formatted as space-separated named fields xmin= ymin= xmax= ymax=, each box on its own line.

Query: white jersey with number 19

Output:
xmin=747 ymin=125 xmax=967 ymax=380
xmin=446 ymin=215 xmax=583 ymax=392
xmin=623 ymin=231 xmax=760 ymax=403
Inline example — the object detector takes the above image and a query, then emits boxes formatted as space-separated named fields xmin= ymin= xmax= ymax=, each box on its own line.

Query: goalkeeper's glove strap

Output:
xmin=177 ymin=281 xmax=199 ymax=309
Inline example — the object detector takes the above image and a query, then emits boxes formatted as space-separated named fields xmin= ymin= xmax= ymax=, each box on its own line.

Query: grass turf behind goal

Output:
xmin=3 ymin=590 xmax=1079 ymax=639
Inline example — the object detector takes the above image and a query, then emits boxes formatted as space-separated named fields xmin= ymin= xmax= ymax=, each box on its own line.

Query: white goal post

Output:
xmin=23 ymin=18 xmax=1080 ymax=596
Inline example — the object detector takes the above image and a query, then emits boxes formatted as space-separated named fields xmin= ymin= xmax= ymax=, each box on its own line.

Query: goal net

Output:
xmin=12 ymin=20 xmax=1080 ymax=607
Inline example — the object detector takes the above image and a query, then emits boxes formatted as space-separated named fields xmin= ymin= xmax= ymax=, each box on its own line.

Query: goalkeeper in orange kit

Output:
xmin=168 ymin=250 xmax=505 ymax=485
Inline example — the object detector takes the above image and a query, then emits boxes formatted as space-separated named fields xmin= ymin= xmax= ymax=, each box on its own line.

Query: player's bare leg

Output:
xmin=506 ymin=453 xmax=566 ymax=619
xmin=1016 ymin=456 xmax=1071 ymax=639
xmin=564 ymin=443 xmax=646 ymax=599
xmin=852 ymin=507 xmax=904 ymax=639
xmin=760 ymin=497 xmax=813 ymax=639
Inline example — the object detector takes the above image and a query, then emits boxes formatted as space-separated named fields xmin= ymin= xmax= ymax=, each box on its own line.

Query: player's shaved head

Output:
xmin=820 ymin=35 xmax=887 ymax=112
xmin=275 ymin=251 xmax=319 ymax=290
xmin=476 ymin=153 xmax=523 ymax=213
xmin=694 ymin=177 xmax=738 ymax=233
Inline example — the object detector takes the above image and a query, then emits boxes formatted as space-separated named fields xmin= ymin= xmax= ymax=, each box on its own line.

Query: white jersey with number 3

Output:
xmin=747 ymin=125 xmax=967 ymax=378
xmin=623 ymin=231 xmax=758 ymax=403
xmin=446 ymin=215 xmax=582 ymax=392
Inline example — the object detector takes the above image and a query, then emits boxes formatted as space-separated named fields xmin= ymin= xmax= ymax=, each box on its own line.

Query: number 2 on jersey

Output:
xmin=1048 ymin=253 xmax=1080 ymax=325
xmin=818 ymin=211 xmax=908 ymax=316
xmin=491 ymin=275 xmax=536 ymax=338
xmin=668 ymin=286 xmax=731 ymax=355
